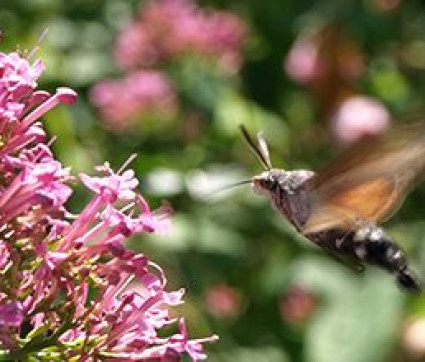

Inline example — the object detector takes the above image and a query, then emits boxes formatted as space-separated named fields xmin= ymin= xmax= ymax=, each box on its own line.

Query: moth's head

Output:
xmin=238 ymin=125 xmax=285 ymax=196
xmin=252 ymin=169 xmax=285 ymax=196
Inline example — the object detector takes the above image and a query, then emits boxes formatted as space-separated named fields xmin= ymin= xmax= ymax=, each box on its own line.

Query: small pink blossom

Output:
xmin=60 ymin=159 xmax=169 ymax=251
xmin=0 ymin=153 xmax=72 ymax=225
xmin=0 ymin=52 xmax=43 ymax=91
xmin=81 ymin=162 xmax=139 ymax=202
xmin=168 ymin=318 xmax=219 ymax=361
xmin=0 ymin=301 xmax=24 ymax=327
xmin=101 ymin=199 xmax=171 ymax=237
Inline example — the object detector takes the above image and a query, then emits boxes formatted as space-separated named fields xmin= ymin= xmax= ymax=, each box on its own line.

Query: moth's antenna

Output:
xmin=257 ymin=131 xmax=272 ymax=169
xmin=239 ymin=125 xmax=272 ymax=170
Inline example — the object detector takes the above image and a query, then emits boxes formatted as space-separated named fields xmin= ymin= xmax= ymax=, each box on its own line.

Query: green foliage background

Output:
xmin=4 ymin=0 xmax=425 ymax=361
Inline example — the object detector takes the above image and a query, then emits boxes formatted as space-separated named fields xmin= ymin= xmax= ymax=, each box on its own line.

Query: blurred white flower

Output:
xmin=147 ymin=168 xmax=185 ymax=196
xmin=185 ymin=165 xmax=246 ymax=201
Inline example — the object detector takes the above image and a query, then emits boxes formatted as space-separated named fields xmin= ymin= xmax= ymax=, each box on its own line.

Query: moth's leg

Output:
xmin=321 ymin=243 xmax=365 ymax=273
xmin=311 ymin=232 xmax=364 ymax=273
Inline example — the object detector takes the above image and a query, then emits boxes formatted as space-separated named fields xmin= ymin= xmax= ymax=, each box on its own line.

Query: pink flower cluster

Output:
xmin=90 ymin=0 xmax=247 ymax=130
xmin=114 ymin=0 xmax=247 ymax=72
xmin=0 ymin=51 xmax=216 ymax=360
xmin=90 ymin=70 xmax=177 ymax=130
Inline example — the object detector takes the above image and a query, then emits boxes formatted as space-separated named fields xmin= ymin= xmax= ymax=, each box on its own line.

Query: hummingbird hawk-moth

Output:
xmin=240 ymin=122 xmax=425 ymax=293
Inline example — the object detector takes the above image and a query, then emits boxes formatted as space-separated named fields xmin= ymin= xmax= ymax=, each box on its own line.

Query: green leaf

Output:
xmin=305 ymin=267 xmax=404 ymax=362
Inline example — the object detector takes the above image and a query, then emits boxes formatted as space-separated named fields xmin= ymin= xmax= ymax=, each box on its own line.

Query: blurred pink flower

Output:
xmin=204 ymin=284 xmax=243 ymax=319
xmin=370 ymin=0 xmax=402 ymax=12
xmin=0 ymin=50 xmax=216 ymax=360
xmin=90 ymin=70 xmax=177 ymax=130
xmin=331 ymin=95 xmax=390 ymax=145
xmin=284 ymin=34 xmax=322 ymax=85
xmin=114 ymin=0 xmax=247 ymax=73
xmin=279 ymin=286 xmax=317 ymax=324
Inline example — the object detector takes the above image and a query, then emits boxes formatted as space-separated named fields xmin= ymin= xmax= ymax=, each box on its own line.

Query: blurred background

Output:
xmin=4 ymin=0 xmax=425 ymax=361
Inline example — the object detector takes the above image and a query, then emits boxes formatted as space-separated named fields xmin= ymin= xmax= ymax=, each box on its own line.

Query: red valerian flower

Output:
xmin=0 ymin=50 xmax=216 ymax=360
xmin=114 ymin=0 xmax=247 ymax=73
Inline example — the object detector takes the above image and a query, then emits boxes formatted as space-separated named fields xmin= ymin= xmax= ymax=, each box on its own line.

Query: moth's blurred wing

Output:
xmin=302 ymin=122 xmax=425 ymax=234
xmin=303 ymin=176 xmax=403 ymax=233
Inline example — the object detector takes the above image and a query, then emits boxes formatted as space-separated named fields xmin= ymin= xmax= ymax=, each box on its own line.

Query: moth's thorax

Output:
xmin=252 ymin=168 xmax=315 ymax=228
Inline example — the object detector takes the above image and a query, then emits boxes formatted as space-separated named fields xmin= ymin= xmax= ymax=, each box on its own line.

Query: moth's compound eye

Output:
xmin=263 ymin=178 xmax=274 ymax=189
xmin=252 ymin=176 xmax=269 ymax=193
xmin=252 ymin=172 xmax=278 ymax=194
xmin=259 ymin=177 xmax=277 ymax=191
